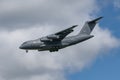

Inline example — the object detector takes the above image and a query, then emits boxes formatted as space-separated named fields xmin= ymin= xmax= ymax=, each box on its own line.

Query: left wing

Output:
xmin=54 ymin=25 xmax=78 ymax=40
xmin=40 ymin=25 xmax=78 ymax=42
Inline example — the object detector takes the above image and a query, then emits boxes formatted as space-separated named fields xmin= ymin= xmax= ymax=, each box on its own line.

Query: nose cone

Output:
xmin=19 ymin=41 xmax=31 ymax=49
xmin=19 ymin=45 xmax=24 ymax=49
xmin=19 ymin=42 xmax=27 ymax=49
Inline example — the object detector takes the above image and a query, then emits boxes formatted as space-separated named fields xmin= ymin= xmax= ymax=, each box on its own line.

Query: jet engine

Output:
xmin=40 ymin=37 xmax=52 ymax=42
xmin=47 ymin=35 xmax=59 ymax=39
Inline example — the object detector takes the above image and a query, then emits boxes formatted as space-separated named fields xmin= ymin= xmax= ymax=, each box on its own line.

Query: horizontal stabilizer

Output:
xmin=89 ymin=17 xmax=103 ymax=23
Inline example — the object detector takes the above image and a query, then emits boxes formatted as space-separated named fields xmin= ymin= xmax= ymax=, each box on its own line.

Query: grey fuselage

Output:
xmin=20 ymin=35 xmax=93 ymax=52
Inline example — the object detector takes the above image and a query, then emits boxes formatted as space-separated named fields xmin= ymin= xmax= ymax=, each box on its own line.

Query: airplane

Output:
xmin=19 ymin=17 xmax=103 ymax=53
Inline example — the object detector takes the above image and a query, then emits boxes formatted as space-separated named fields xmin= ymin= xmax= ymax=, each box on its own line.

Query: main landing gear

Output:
xmin=49 ymin=49 xmax=58 ymax=52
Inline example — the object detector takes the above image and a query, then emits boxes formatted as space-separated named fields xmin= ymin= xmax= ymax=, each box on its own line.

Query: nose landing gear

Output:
xmin=26 ymin=50 xmax=28 ymax=53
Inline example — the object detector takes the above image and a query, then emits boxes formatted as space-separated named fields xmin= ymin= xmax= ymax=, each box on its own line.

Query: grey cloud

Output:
xmin=0 ymin=0 xmax=96 ymax=30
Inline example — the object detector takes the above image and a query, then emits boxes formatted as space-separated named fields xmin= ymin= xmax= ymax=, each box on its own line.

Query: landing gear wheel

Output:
xmin=26 ymin=50 xmax=28 ymax=53
xmin=49 ymin=49 xmax=59 ymax=52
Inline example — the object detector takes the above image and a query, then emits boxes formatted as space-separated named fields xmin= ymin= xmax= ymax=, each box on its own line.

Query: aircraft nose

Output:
xmin=19 ymin=45 xmax=24 ymax=49
xmin=19 ymin=44 xmax=26 ymax=49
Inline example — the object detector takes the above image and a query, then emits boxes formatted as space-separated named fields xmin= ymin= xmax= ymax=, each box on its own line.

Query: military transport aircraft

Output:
xmin=19 ymin=17 xmax=102 ymax=53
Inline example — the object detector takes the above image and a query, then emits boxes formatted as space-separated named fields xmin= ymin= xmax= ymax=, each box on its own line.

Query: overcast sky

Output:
xmin=0 ymin=0 xmax=120 ymax=80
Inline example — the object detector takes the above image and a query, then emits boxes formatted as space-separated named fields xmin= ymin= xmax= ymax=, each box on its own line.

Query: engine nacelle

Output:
xmin=47 ymin=35 xmax=59 ymax=39
xmin=40 ymin=37 xmax=52 ymax=42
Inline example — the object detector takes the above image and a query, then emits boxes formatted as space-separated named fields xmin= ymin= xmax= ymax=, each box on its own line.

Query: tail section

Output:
xmin=79 ymin=17 xmax=103 ymax=35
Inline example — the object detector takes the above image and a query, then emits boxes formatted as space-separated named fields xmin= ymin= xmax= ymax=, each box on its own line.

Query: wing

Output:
xmin=55 ymin=25 xmax=78 ymax=40
xmin=40 ymin=25 xmax=78 ymax=42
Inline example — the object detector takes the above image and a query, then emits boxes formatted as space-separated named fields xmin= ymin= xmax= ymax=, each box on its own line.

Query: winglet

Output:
xmin=89 ymin=17 xmax=103 ymax=23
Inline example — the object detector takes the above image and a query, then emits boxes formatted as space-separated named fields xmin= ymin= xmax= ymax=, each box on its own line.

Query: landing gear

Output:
xmin=49 ymin=49 xmax=58 ymax=52
xmin=26 ymin=50 xmax=28 ymax=53
xmin=49 ymin=50 xmax=53 ymax=52
xmin=49 ymin=46 xmax=60 ymax=52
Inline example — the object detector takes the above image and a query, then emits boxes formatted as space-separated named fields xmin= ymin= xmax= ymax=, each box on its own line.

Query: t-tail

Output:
xmin=78 ymin=17 xmax=103 ymax=35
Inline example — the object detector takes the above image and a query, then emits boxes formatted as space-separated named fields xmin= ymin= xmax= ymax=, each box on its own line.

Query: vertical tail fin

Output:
xmin=79 ymin=17 xmax=103 ymax=35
